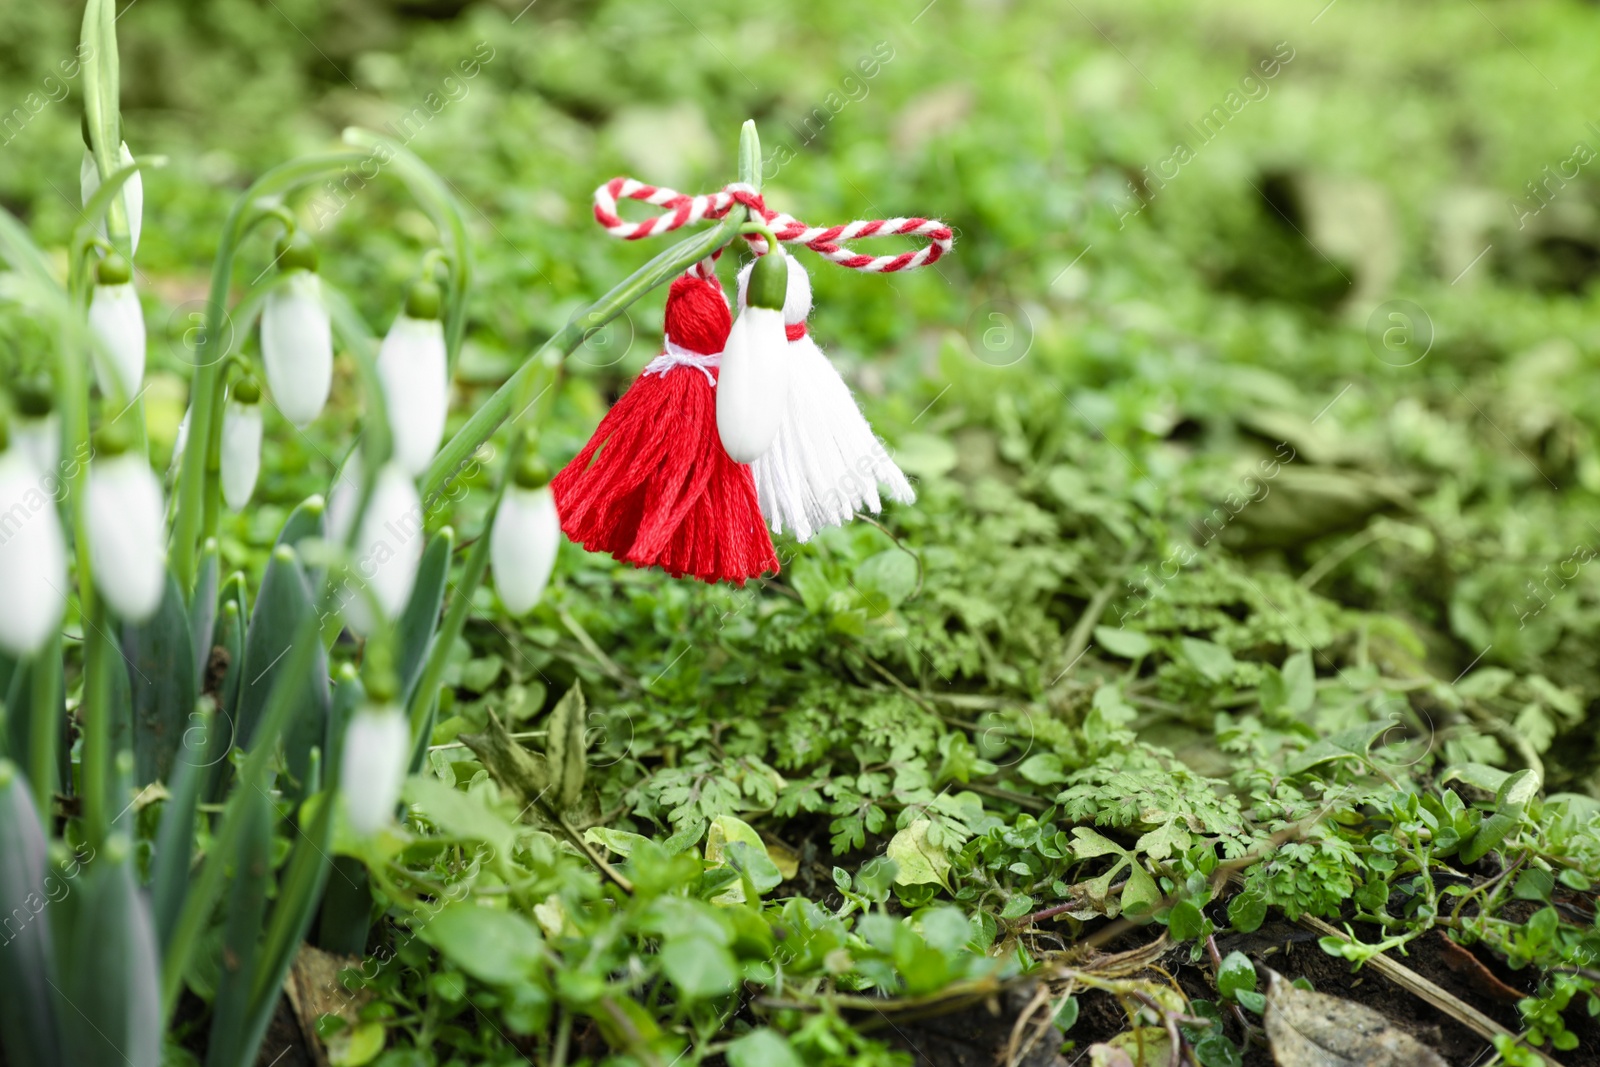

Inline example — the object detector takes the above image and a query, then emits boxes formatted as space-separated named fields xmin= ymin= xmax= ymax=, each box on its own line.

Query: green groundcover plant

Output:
xmin=1 ymin=4 xmax=1600 ymax=1067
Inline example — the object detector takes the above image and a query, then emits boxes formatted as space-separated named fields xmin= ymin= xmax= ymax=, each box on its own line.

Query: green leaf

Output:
xmin=887 ymin=818 xmax=951 ymax=886
xmin=1168 ymin=900 xmax=1205 ymax=941
xmin=584 ymin=826 xmax=652 ymax=857
xmin=396 ymin=528 xmax=453 ymax=703
xmin=403 ymin=776 xmax=518 ymax=857
xmin=659 ymin=936 xmax=738 ymax=999
xmin=1094 ymin=625 xmax=1152 ymax=659
xmin=854 ymin=549 xmax=919 ymax=615
xmin=121 ymin=572 xmax=197 ymax=786
xmin=1282 ymin=651 xmax=1315 ymax=714
xmin=1053 ymin=996 xmax=1080 ymax=1033
xmin=726 ymin=1028 xmax=803 ymax=1067
xmin=419 ymin=905 xmax=543 ymax=986
xmin=1227 ymin=891 xmax=1268 ymax=933
xmin=1121 ymin=863 xmax=1160 ymax=916
xmin=327 ymin=1020 xmax=386 ymax=1067
xmin=238 ymin=546 xmax=329 ymax=795
xmin=1181 ymin=638 xmax=1236 ymax=683
xmin=1217 ymin=951 xmax=1256 ymax=999
xmin=1017 ymin=752 xmax=1067 ymax=785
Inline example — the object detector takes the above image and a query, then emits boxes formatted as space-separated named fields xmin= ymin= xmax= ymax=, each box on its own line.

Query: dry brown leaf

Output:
xmin=1265 ymin=972 xmax=1449 ymax=1067
xmin=284 ymin=944 xmax=371 ymax=1067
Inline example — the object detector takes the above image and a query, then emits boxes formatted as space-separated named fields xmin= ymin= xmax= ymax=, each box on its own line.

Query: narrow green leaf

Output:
xmin=121 ymin=573 xmax=197 ymax=785
xmin=0 ymin=762 xmax=64 ymax=1067
xmin=396 ymin=527 xmax=452 ymax=704
xmin=238 ymin=546 xmax=329 ymax=798
xmin=204 ymin=783 xmax=273 ymax=1067
xmin=61 ymin=834 xmax=161 ymax=1067
xmin=151 ymin=706 xmax=217 ymax=954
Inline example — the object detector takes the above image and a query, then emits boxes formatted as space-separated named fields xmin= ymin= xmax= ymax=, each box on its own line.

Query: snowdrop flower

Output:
xmin=12 ymin=380 xmax=59 ymax=476
xmin=339 ymin=702 xmax=410 ymax=835
xmin=87 ymin=253 xmax=145 ymax=403
xmin=490 ymin=455 xmax=560 ymax=615
xmin=221 ymin=377 xmax=263 ymax=511
xmin=80 ymin=141 xmax=142 ymax=256
xmin=260 ymin=232 xmax=333 ymax=427
xmin=340 ymin=460 xmax=424 ymax=635
xmin=86 ymin=427 xmax=166 ymax=622
xmin=716 ymin=250 xmax=792 ymax=463
xmin=377 ymin=279 xmax=449 ymax=476
xmin=0 ymin=423 xmax=67 ymax=656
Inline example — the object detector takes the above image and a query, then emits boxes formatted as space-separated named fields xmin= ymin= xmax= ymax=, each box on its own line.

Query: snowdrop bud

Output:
xmin=87 ymin=253 xmax=146 ymax=402
xmin=0 ymin=423 xmax=67 ymax=656
xmin=260 ymin=232 xmax=332 ymax=428
xmin=86 ymin=427 xmax=166 ymax=623
xmin=12 ymin=380 xmax=59 ymax=475
xmin=80 ymin=141 xmax=142 ymax=256
xmin=339 ymin=701 xmax=410 ymax=835
xmin=490 ymin=456 xmax=560 ymax=615
xmin=221 ymin=378 xmax=263 ymax=511
xmin=737 ymin=254 xmax=813 ymax=324
xmin=377 ymin=280 xmax=449 ymax=476
xmin=342 ymin=461 xmax=424 ymax=635
xmin=716 ymin=252 xmax=792 ymax=463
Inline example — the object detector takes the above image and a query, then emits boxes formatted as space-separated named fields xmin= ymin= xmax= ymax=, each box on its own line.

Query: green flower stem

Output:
xmin=79 ymin=0 xmax=129 ymax=251
xmin=419 ymin=119 xmax=765 ymax=508
xmin=169 ymin=151 xmax=367 ymax=592
xmin=339 ymin=129 xmax=473 ymax=372
xmin=28 ymin=633 xmax=62 ymax=819
xmin=81 ymin=600 xmax=115 ymax=846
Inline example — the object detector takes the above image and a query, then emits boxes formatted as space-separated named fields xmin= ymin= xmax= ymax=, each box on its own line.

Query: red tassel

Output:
xmin=552 ymin=273 xmax=779 ymax=585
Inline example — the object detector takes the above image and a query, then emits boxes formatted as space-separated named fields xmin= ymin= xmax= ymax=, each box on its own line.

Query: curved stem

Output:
xmin=169 ymin=151 xmax=367 ymax=592
xmin=419 ymin=119 xmax=764 ymax=506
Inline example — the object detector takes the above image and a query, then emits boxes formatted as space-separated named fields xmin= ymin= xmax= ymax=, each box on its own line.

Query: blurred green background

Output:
xmin=4 ymin=0 xmax=1600 ymax=785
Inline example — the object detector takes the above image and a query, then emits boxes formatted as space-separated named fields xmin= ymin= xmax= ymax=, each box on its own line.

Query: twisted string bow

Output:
xmin=593 ymin=177 xmax=953 ymax=273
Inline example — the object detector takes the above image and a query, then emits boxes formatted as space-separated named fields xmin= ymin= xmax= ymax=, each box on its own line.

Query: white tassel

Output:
xmin=87 ymin=265 xmax=146 ymax=402
xmin=339 ymin=703 xmax=410 ymax=834
xmin=376 ymin=307 xmax=448 ymax=477
xmin=490 ymin=478 xmax=560 ymax=615
xmin=220 ymin=383 xmax=263 ymax=511
xmin=736 ymin=258 xmax=914 ymax=541
xmin=80 ymin=143 xmax=142 ymax=257
xmin=260 ymin=235 xmax=333 ymax=428
xmin=87 ymin=450 xmax=167 ymax=622
xmin=716 ymin=252 xmax=792 ymax=463
xmin=0 ymin=446 xmax=67 ymax=656
xmin=338 ymin=460 xmax=423 ymax=635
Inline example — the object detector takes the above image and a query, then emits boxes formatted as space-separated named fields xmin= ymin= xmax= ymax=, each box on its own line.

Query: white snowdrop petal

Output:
xmin=377 ymin=315 xmax=449 ymax=476
xmin=343 ymin=462 xmax=423 ymax=635
xmin=339 ymin=704 xmax=411 ymax=834
xmin=715 ymin=306 xmax=791 ymax=463
xmin=79 ymin=143 xmax=142 ymax=257
xmin=14 ymin=414 xmax=60 ymax=476
xmin=490 ymin=485 xmax=560 ymax=615
xmin=260 ymin=271 xmax=333 ymax=427
xmin=220 ymin=402 xmax=263 ymax=511
xmin=735 ymin=258 xmax=915 ymax=540
xmin=0 ymin=452 xmax=67 ymax=656
xmin=87 ymin=454 xmax=166 ymax=622
xmin=88 ymin=283 xmax=147 ymax=400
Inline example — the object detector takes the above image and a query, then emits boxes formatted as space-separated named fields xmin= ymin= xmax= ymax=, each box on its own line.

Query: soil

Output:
xmin=872 ymin=915 xmax=1600 ymax=1067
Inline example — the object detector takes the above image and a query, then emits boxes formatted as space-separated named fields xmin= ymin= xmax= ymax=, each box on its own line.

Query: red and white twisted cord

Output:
xmin=593 ymin=177 xmax=953 ymax=273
